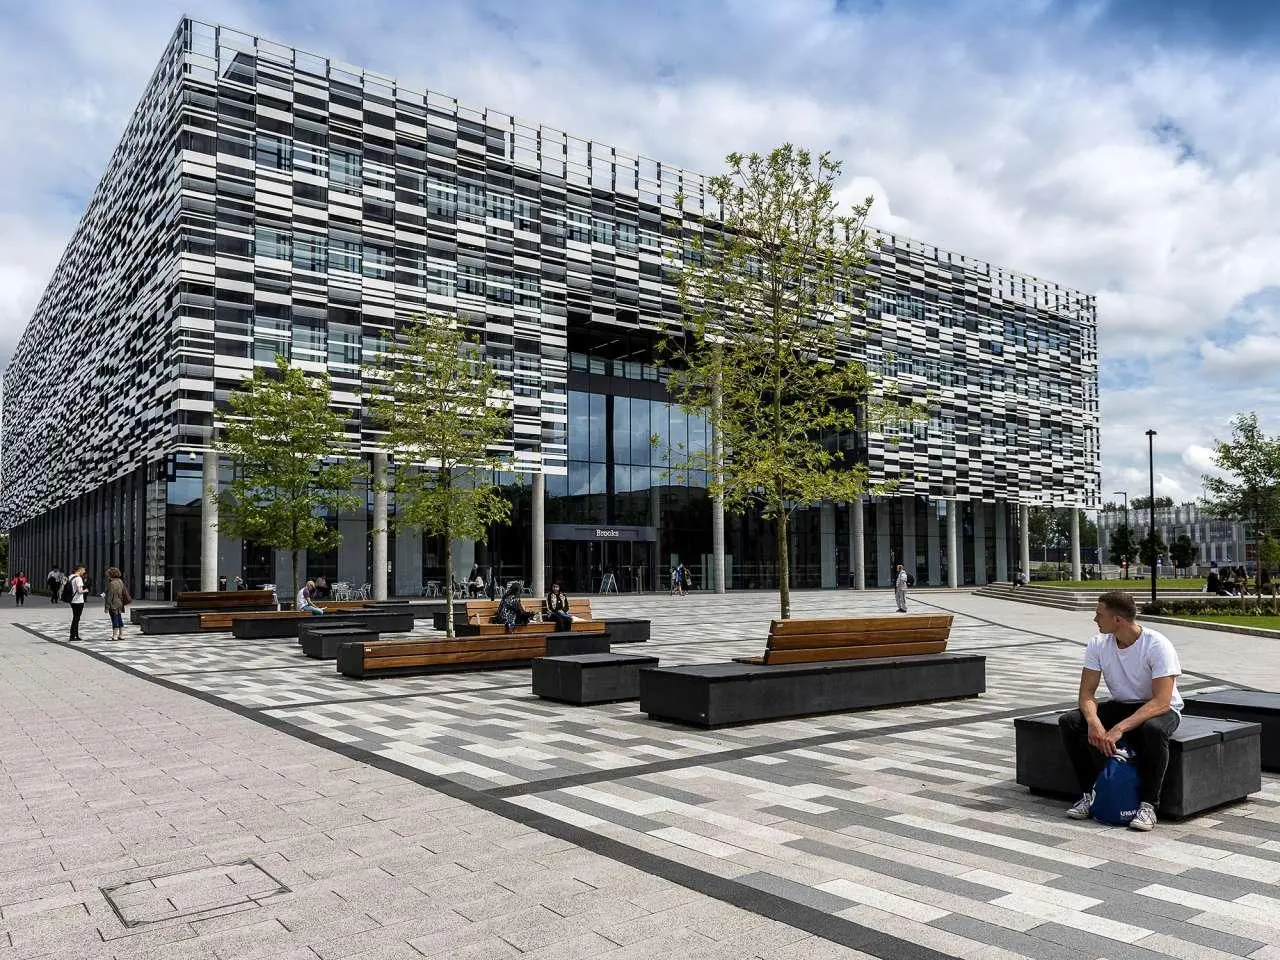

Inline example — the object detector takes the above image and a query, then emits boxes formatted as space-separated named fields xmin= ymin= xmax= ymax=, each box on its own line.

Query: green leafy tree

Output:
xmin=1138 ymin=530 xmax=1167 ymax=568
xmin=1201 ymin=412 xmax=1280 ymax=553
xmin=661 ymin=144 xmax=904 ymax=619
xmin=1110 ymin=524 xmax=1139 ymax=576
xmin=366 ymin=313 xmax=512 ymax=639
xmin=1130 ymin=495 xmax=1173 ymax=510
xmin=1170 ymin=534 xmax=1197 ymax=574
xmin=219 ymin=357 xmax=365 ymax=603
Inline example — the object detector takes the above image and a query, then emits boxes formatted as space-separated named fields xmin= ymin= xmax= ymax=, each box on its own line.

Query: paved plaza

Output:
xmin=2 ymin=588 xmax=1279 ymax=959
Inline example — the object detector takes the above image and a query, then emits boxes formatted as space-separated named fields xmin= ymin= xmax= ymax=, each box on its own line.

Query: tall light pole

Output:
xmin=1147 ymin=429 xmax=1158 ymax=605
xmin=1112 ymin=490 xmax=1129 ymax=579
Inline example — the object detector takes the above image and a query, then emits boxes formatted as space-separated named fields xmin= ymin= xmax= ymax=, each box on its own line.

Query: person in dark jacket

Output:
xmin=104 ymin=567 xmax=130 ymax=641
xmin=544 ymin=582 xmax=574 ymax=631
xmin=494 ymin=581 xmax=533 ymax=633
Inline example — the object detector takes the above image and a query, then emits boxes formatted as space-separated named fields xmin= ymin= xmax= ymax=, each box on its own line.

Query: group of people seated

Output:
xmin=492 ymin=580 xmax=577 ymax=632
xmin=1205 ymin=563 xmax=1268 ymax=596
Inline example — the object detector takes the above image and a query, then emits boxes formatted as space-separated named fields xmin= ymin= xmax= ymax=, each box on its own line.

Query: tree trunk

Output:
xmin=443 ymin=469 xmax=454 ymax=640
xmin=777 ymin=507 xmax=791 ymax=620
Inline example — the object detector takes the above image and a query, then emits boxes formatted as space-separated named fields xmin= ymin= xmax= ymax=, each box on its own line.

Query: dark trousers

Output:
xmin=69 ymin=602 xmax=85 ymax=641
xmin=548 ymin=610 xmax=573 ymax=631
xmin=1059 ymin=702 xmax=1180 ymax=806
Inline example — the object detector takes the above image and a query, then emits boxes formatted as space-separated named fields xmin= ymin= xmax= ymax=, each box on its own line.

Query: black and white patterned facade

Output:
xmin=1 ymin=18 xmax=1098 ymax=590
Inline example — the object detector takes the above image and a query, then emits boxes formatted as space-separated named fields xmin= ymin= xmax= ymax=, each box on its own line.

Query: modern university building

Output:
xmin=1 ymin=19 xmax=1100 ymax=600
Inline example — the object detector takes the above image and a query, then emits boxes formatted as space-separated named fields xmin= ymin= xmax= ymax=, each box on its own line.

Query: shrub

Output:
xmin=1142 ymin=597 xmax=1277 ymax=617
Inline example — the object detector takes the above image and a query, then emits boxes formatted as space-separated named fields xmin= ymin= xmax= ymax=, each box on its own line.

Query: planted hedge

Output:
xmin=1143 ymin=596 xmax=1279 ymax=616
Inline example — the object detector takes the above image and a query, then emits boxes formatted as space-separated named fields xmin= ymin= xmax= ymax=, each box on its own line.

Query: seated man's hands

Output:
xmin=1087 ymin=718 xmax=1120 ymax=757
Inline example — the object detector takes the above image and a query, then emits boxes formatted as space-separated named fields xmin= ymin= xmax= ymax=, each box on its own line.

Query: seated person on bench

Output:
xmin=1059 ymin=590 xmax=1181 ymax=832
xmin=296 ymin=580 xmax=326 ymax=616
xmin=544 ymin=582 xmax=574 ymax=631
xmin=494 ymin=581 xmax=533 ymax=633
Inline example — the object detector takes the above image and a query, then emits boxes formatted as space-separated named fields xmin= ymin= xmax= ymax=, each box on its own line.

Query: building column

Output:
xmin=927 ymin=500 xmax=941 ymax=587
xmin=875 ymin=499 xmax=892 ymax=587
xmin=995 ymin=501 xmax=1009 ymax=583
xmin=371 ymin=452 xmax=388 ymax=601
xmin=850 ymin=498 xmax=865 ymax=590
xmin=1070 ymin=507 xmax=1082 ymax=581
xmin=394 ymin=526 xmax=422 ymax=597
xmin=946 ymin=500 xmax=959 ymax=588
xmin=973 ymin=501 xmax=987 ymax=586
xmin=902 ymin=495 xmax=917 ymax=585
xmin=1019 ymin=503 xmax=1031 ymax=580
xmin=711 ymin=378 xmax=726 ymax=593
xmin=200 ymin=450 xmax=219 ymax=591
xmin=532 ymin=470 xmax=546 ymax=598
xmin=820 ymin=501 xmax=837 ymax=589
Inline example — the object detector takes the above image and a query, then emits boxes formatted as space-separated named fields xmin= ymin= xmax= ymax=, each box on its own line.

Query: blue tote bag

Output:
xmin=1091 ymin=745 xmax=1140 ymax=826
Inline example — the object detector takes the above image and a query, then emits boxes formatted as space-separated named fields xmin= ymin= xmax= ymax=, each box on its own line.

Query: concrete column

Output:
xmin=452 ymin=538 xmax=476 ymax=584
xmin=994 ymin=501 xmax=1009 ymax=583
xmin=973 ymin=501 xmax=987 ymax=586
xmin=946 ymin=500 xmax=959 ymax=588
xmin=711 ymin=378 xmax=726 ymax=593
xmin=371 ymin=452 xmax=388 ymax=601
xmin=1019 ymin=503 xmax=1031 ymax=581
xmin=337 ymin=511 xmax=366 ymax=587
xmin=200 ymin=450 xmax=219 ymax=591
xmin=820 ymin=501 xmax=837 ymax=589
xmin=875 ymin=499 xmax=891 ymax=587
xmin=927 ymin=500 xmax=941 ymax=586
xmin=1070 ymin=507 xmax=1082 ymax=581
xmin=901 ymin=495 xmax=917 ymax=584
xmin=532 ymin=470 xmax=546 ymax=598
xmin=850 ymin=498 xmax=865 ymax=590
xmin=218 ymin=534 xmax=242 ymax=584
xmin=394 ymin=525 xmax=422 ymax=597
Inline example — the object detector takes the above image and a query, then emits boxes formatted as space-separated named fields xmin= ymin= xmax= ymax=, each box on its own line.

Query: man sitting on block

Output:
xmin=1058 ymin=590 xmax=1182 ymax=831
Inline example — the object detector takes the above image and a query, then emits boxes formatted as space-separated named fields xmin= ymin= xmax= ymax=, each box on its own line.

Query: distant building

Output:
xmin=1098 ymin=504 xmax=1246 ymax=570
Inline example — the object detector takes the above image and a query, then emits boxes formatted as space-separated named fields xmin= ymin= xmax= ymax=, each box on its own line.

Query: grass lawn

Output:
xmin=1034 ymin=578 xmax=1204 ymax=590
xmin=1175 ymin=613 xmax=1280 ymax=631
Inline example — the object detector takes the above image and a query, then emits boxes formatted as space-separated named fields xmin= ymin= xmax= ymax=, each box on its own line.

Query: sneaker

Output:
xmin=1066 ymin=791 xmax=1092 ymax=820
xmin=1128 ymin=802 xmax=1157 ymax=832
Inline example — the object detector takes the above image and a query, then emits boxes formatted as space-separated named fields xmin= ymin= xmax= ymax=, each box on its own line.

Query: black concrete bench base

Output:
xmin=301 ymin=627 xmax=380 ymax=660
xmin=533 ymin=653 xmax=660 ymax=704
xmin=600 ymin=618 xmax=650 ymax=644
xmin=336 ymin=632 xmax=610 ymax=679
xmin=1014 ymin=710 xmax=1262 ymax=819
xmin=138 ymin=613 xmax=203 ymax=635
xmin=638 ymin=653 xmax=986 ymax=728
xmin=133 ymin=605 xmax=275 ymax=627
xmin=1183 ymin=690 xmax=1280 ymax=772
xmin=233 ymin=610 xmax=415 ymax=639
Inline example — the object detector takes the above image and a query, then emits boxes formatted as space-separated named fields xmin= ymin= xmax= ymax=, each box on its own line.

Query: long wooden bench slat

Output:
xmin=178 ymin=590 xmax=275 ymax=609
xmin=761 ymin=640 xmax=947 ymax=664
xmin=463 ymin=598 xmax=594 ymax=616
xmin=361 ymin=636 xmax=545 ymax=657
xmin=466 ymin=621 xmax=606 ymax=636
xmin=769 ymin=615 xmax=952 ymax=636
xmin=366 ymin=645 xmax=547 ymax=669
xmin=767 ymin=628 xmax=951 ymax=649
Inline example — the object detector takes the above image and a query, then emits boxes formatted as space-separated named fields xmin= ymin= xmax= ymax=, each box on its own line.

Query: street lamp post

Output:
xmin=1147 ymin=430 xmax=1158 ymax=605
xmin=1112 ymin=490 xmax=1129 ymax=579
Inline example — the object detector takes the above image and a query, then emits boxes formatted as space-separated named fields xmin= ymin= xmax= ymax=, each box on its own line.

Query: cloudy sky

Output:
xmin=2 ymin=0 xmax=1278 ymax=505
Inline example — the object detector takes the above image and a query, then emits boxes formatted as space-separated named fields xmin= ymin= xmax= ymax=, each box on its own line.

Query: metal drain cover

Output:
xmin=102 ymin=859 xmax=289 ymax=928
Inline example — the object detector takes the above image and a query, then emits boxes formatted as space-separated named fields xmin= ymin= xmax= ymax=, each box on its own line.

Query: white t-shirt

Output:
xmin=296 ymin=586 xmax=310 ymax=610
xmin=1083 ymin=626 xmax=1183 ymax=712
xmin=70 ymin=574 xmax=86 ymax=605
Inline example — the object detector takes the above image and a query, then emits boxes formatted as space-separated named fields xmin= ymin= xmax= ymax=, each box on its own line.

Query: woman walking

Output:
xmin=9 ymin=572 xmax=29 ymax=606
xmin=68 ymin=564 xmax=88 ymax=641
xmin=104 ymin=567 xmax=130 ymax=640
xmin=894 ymin=563 xmax=909 ymax=613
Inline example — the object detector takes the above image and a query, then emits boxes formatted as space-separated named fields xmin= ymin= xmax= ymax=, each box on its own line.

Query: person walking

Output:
xmin=68 ymin=564 xmax=88 ymax=642
xmin=47 ymin=565 xmax=61 ymax=604
xmin=9 ymin=572 xmax=29 ymax=606
xmin=103 ymin=567 xmax=130 ymax=640
xmin=894 ymin=563 xmax=909 ymax=612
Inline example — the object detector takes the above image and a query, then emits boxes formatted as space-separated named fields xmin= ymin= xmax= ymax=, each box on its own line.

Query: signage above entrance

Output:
xmin=546 ymin=524 xmax=658 ymax=542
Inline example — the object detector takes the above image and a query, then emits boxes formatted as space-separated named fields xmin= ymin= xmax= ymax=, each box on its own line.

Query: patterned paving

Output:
xmin=25 ymin=591 xmax=1280 ymax=960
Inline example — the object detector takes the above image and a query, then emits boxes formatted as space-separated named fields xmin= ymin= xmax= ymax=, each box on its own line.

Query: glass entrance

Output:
xmin=548 ymin=540 xmax=655 ymax=595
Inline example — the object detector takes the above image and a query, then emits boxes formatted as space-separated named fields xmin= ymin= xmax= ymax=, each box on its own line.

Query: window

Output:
xmin=330 ymin=148 xmax=362 ymax=194
xmin=362 ymin=242 xmax=393 ymax=279
xmin=328 ymin=322 xmax=361 ymax=369
xmin=292 ymin=232 xmax=327 ymax=273
xmin=328 ymin=235 xmax=361 ymax=274
xmin=255 ymin=135 xmax=291 ymax=172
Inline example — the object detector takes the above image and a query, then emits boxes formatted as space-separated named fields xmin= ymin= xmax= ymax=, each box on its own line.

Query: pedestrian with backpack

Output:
xmin=103 ymin=567 xmax=131 ymax=641
xmin=66 ymin=564 xmax=87 ymax=642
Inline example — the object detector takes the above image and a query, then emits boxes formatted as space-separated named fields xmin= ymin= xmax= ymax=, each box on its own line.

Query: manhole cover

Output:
xmin=102 ymin=859 xmax=289 ymax=928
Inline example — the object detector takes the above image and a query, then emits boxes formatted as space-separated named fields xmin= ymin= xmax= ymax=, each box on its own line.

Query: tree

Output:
xmin=1138 ymin=530 xmax=1167 ymax=568
xmin=366 ymin=313 xmax=512 ymax=639
xmin=1130 ymin=495 xmax=1173 ymax=510
xmin=219 ymin=357 xmax=365 ymax=603
xmin=1201 ymin=412 xmax=1280 ymax=555
xmin=1170 ymin=534 xmax=1197 ymax=574
xmin=1110 ymin=524 xmax=1139 ymax=576
xmin=661 ymin=145 xmax=903 ymax=619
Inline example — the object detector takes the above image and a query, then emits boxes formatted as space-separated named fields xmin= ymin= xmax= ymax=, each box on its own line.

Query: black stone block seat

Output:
xmin=232 ymin=609 xmax=415 ymax=640
xmin=137 ymin=612 xmax=203 ymax=635
xmin=638 ymin=653 xmax=986 ymax=728
xmin=598 ymin=618 xmax=650 ymax=644
xmin=337 ymin=631 xmax=609 ymax=679
xmin=1014 ymin=710 xmax=1262 ymax=819
xmin=367 ymin=600 xmax=437 ymax=619
xmin=533 ymin=653 xmax=660 ymax=704
xmin=1182 ymin=690 xmax=1280 ymax=771
xmin=300 ymin=627 xmax=380 ymax=660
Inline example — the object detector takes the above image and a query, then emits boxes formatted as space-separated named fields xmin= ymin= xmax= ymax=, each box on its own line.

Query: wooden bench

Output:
xmin=733 ymin=614 xmax=953 ymax=664
xmin=231 ymin=608 xmax=415 ymax=639
xmin=1014 ymin=710 xmax=1262 ymax=819
xmin=177 ymin=590 xmax=276 ymax=610
xmin=198 ymin=602 xmax=383 ymax=632
xmin=337 ymin=632 xmax=610 ymax=679
xmin=452 ymin=598 xmax=601 ymax=637
xmin=639 ymin=614 xmax=983 ymax=727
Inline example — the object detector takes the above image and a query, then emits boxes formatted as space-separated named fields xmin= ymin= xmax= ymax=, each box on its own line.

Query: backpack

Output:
xmin=60 ymin=578 xmax=74 ymax=603
xmin=906 ymin=573 xmax=916 ymax=588
xmin=1091 ymin=745 xmax=1141 ymax=826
